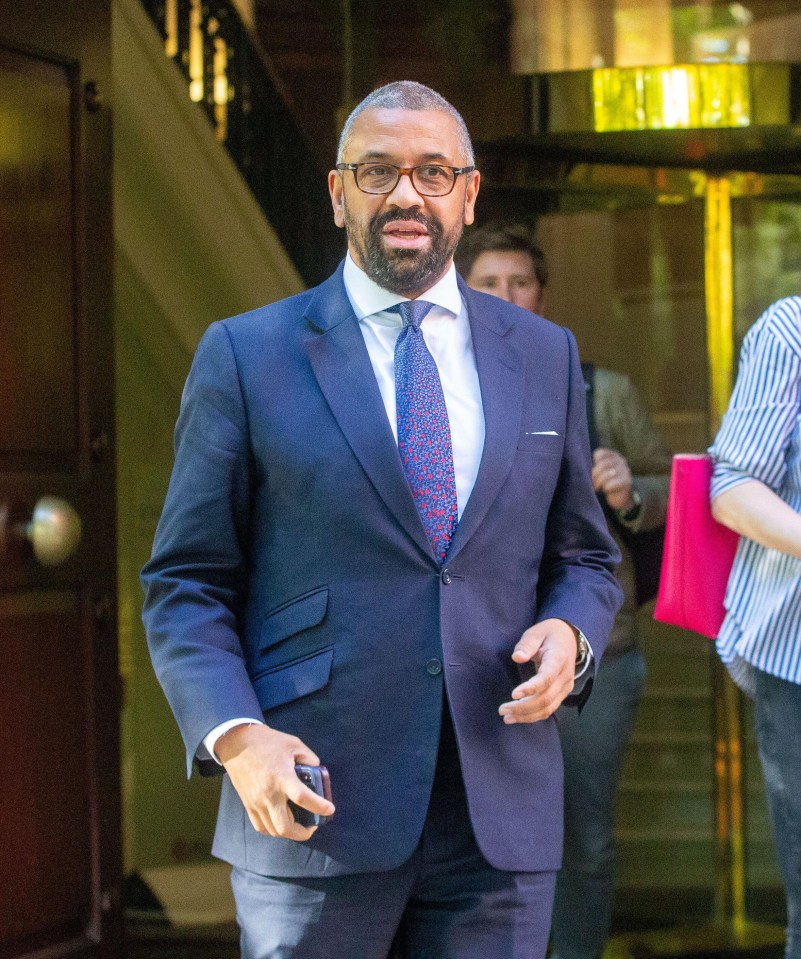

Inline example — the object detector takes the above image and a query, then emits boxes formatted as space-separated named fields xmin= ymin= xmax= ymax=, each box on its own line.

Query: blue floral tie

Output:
xmin=391 ymin=300 xmax=458 ymax=565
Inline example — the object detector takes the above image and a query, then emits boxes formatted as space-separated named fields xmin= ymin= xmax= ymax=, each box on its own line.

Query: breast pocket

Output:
xmin=517 ymin=431 xmax=563 ymax=454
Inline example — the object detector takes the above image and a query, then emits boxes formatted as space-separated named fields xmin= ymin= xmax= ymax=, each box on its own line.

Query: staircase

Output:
xmin=138 ymin=0 xmax=343 ymax=286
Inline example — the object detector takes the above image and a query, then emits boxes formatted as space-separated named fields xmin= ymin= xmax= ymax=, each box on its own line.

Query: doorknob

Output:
xmin=21 ymin=496 xmax=83 ymax=566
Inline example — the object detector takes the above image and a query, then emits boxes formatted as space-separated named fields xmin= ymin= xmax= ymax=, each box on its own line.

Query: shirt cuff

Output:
xmin=201 ymin=717 xmax=266 ymax=765
xmin=709 ymin=465 xmax=756 ymax=501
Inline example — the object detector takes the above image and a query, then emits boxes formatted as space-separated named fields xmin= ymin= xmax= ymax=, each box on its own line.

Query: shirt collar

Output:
xmin=343 ymin=251 xmax=462 ymax=321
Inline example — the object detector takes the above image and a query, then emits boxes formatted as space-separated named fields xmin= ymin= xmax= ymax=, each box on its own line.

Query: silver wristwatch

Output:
xmin=574 ymin=627 xmax=590 ymax=668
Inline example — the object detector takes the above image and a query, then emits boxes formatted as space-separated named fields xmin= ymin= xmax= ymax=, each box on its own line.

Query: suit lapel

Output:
xmin=304 ymin=266 xmax=435 ymax=563
xmin=447 ymin=281 xmax=525 ymax=562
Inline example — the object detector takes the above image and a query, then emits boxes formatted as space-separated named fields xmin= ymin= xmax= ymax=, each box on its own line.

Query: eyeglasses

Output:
xmin=336 ymin=162 xmax=475 ymax=197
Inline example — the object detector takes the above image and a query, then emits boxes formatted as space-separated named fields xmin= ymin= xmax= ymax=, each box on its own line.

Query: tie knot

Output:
xmin=390 ymin=299 xmax=434 ymax=329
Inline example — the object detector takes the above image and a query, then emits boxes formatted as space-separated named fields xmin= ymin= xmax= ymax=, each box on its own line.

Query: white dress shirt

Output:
xmin=203 ymin=256 xmax=485 ymax=761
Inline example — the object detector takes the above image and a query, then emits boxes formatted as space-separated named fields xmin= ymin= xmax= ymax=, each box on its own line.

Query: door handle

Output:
xmin=20 ymin=496 xmax=83 ymax=566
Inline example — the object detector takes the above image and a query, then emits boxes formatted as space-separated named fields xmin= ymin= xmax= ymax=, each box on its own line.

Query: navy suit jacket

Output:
xmin=141 ymin=263 xmax=622 ymax=878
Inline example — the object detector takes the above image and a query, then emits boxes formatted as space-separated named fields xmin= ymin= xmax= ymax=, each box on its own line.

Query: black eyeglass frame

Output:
xmin=335 ymin=162 xmax=476 ymax=197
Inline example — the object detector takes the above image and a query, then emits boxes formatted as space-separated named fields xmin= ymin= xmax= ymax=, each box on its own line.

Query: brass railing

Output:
xmin=141 ymin=0 xmax=344 ymax=286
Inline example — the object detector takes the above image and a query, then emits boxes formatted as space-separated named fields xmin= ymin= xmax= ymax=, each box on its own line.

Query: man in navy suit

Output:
xmin=142 ymin=80 xmax=622 ymax=959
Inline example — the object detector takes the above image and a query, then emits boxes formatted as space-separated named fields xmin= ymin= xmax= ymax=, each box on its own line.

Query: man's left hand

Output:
xmin=499 ymin=618 xmax=578 ymax=723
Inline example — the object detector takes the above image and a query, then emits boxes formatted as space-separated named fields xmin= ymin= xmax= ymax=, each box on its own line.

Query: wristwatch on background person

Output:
xmin=617 ymin=488 xmax=642 ymax=524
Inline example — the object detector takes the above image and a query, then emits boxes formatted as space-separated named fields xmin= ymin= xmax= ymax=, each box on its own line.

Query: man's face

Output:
xmin=329 ymin=107 xmax=480 ymax=298
xmin=465 ymin=250 xmax=544 ymax=314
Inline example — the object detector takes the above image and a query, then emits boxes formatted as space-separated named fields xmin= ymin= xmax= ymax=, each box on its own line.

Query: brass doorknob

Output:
xmin=24 ymin=496 xmax=83 ymax=566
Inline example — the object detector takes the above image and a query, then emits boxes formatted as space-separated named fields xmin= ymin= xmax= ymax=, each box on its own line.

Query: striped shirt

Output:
xmin=709 ymin=296 xmax=801 ymax=697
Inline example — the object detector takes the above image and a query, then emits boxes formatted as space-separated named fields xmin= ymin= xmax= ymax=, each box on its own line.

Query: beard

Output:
xmin=343 ymin=202 xmax=465 ymax=296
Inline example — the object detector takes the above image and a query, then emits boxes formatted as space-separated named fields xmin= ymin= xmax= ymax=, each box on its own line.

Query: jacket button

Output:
xmin=426 ymin=658 xmax=443 ymax=676
xmin=441 ymin=568 xmax=452 ymax=585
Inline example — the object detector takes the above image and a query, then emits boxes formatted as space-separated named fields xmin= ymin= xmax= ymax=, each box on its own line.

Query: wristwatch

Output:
xmin=617 ymin=488 xmax=642 ymax=524
xmin=574 ymin=627 xmax=590 ymax=668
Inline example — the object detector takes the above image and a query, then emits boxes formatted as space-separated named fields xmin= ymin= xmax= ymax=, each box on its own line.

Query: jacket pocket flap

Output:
xmin=253 ymin=647 xmax=334 ymax=711
xmin=260 ymin=586 xmax=329 ymax=652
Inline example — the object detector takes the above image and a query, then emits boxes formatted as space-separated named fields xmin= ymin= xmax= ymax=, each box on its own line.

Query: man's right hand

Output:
xmin=215 ymin=723 xmax=335 ymax=840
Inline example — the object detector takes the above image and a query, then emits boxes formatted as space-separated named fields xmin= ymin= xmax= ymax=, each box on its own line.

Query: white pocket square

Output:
xmin=525 ymin=430 xmax=560 ymax=436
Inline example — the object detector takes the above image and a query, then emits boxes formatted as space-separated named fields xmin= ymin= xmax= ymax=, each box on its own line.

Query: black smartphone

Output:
xmin=291 ymin=764 xmax=332 ymax=827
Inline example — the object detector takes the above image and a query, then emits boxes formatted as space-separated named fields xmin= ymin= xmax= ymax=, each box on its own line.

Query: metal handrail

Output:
xmin=140 ymin=0 xmax=344 ymax=286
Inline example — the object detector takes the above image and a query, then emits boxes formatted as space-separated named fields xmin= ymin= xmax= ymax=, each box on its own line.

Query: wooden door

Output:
xmin=0 ymin=2 xmax=121 ymax=956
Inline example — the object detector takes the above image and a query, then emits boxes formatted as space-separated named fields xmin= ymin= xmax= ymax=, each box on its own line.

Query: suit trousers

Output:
xmin=231 ymin=700 xmax=556 ymax=959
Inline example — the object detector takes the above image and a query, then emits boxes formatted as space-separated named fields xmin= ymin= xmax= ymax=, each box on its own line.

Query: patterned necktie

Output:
xmin=391 ymin=300 xmax=458 ymax=565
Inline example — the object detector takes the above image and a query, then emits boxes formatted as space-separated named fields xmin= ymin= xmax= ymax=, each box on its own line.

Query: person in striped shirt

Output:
xmin=710 ymin=296 xmax=801 ymax=959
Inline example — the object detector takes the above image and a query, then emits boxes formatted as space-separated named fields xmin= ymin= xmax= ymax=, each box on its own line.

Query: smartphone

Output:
xmin=291 ymin=764 xmax=332 ymax=827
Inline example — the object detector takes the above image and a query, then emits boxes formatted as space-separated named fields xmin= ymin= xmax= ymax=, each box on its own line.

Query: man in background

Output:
xmin=458 ymin=222 xmax=672 ymax=959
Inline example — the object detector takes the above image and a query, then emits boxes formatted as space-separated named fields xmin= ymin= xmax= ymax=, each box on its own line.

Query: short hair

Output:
xmin=454 ymin=222 xmax=548 ymax=288
xmin=337 ymin=81 xmax=474 ymax=166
